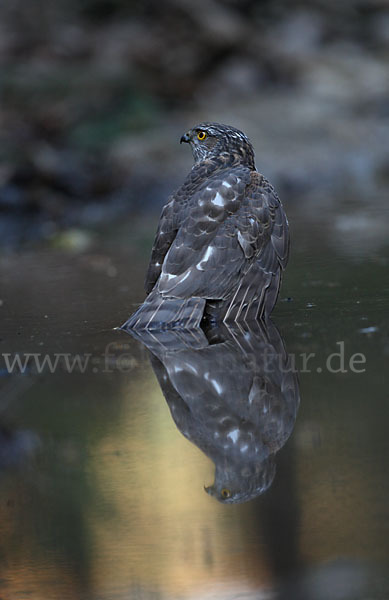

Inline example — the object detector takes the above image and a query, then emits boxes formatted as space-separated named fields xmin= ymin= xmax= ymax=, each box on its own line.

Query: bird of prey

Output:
xmin=127 ymin=318 xmax=300 ymax=504
xmin=123 ymin=122 xmax=289 ymax=330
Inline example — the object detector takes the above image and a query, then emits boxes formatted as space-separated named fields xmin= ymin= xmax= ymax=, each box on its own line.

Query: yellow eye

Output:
xmin=221 ymin=488 xmax=231 ymax=499
xmin=197 ymin=130 xmax=207 ymax=141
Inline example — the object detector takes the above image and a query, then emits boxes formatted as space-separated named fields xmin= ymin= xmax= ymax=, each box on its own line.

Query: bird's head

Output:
xmin=180 ymin=122 xmax=255 ymax=169
xmin=204 ymin=455 xmax=276 ymax=504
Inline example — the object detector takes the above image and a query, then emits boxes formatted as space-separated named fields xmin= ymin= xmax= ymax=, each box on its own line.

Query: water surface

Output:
xmin=0 ymin=200 xmax=388 ymax=599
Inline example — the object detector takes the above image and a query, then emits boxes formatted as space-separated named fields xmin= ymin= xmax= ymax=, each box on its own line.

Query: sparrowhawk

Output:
xmin=123 ymin=122 xmax=289 ymax=330
xmin=128 ymin=318 xmax=300 ymax=504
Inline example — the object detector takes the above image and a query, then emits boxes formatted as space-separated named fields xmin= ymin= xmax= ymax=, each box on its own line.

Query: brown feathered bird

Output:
xmin=123 ymin=122 xmax=289 ymax=330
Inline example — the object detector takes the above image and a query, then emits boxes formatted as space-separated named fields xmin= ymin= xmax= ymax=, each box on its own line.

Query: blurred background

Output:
xmin=1 ymin=1 xmax=389 ymax=600
xmin=1 ymin=0 xmax=388 ymax=252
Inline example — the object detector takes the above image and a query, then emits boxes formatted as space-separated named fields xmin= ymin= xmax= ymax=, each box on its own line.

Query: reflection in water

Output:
xmin=125 ymin=319 xmax=300 ymax=503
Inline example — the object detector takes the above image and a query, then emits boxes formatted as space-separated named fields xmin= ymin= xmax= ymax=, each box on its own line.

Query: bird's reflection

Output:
xmin=125 ymin=319 xmax=300 ymax=504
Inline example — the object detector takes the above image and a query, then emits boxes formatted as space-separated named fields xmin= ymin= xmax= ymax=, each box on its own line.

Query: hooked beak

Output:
xmin=180 ymin=132 xmax=191 ymax=144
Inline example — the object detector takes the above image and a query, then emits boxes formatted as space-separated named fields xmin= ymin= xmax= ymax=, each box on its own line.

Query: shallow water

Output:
xmin=0 ymin=199 xmax=388 ymax=599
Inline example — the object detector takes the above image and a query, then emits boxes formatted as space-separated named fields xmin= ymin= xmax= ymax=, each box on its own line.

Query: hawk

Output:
xmin=127 ymin=318 xmax=300 ymax=504
xmin=123 ymin=122 xmax=289 ymax=330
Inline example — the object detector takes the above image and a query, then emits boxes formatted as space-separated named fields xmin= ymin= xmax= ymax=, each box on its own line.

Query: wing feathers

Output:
xmin=145 ymin=167 xmax=289 ymax=312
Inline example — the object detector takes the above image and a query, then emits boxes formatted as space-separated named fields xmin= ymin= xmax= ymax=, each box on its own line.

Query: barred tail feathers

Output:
xmin=121 ymin=289 xmax=206 ymax=331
